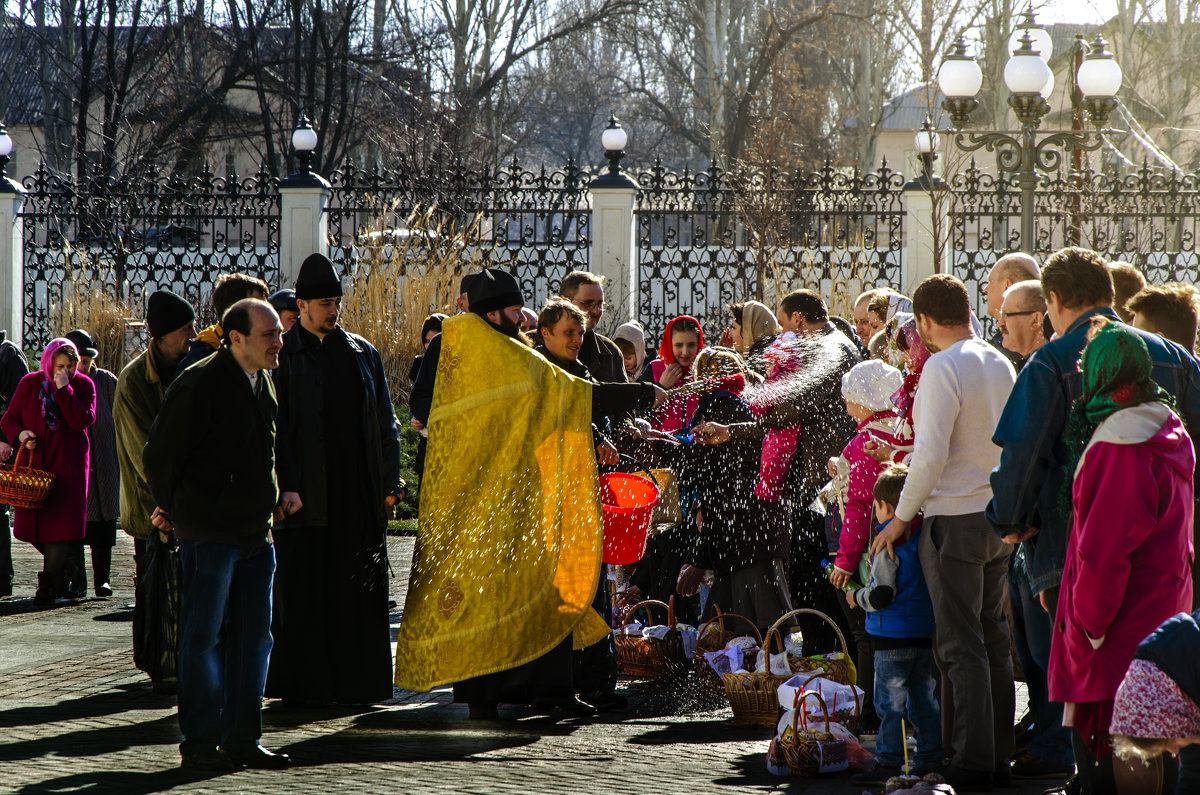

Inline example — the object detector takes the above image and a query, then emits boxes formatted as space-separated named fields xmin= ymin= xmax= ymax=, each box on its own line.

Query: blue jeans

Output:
xmin=178 ymin=540 xmax=275 ymax=755
xmin=1009 ymin=559 xmax=1074 ymax=766
xmin=874 ymin=646 xmax=942 ymax=771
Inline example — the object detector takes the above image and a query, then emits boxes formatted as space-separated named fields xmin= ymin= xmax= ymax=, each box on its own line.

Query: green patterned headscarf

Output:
xmin=1063 ymin=319 xmax=1172 ymax=490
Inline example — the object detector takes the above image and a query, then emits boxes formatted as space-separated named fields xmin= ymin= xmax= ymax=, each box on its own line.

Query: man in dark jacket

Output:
xmin=535 ymin=298 xmax=663 ymax=712
xmin=0 ymin=330 xmax=29 ymax=597
xmin=267 ymin=252 xmax=404 ymax=707
xmin=697 ymin=289 xmax=861 ymax=646
xmin=144 ymin=298 xmax=288 ymax=771
xmin=560 ymin=271 xmax=628 ymax=383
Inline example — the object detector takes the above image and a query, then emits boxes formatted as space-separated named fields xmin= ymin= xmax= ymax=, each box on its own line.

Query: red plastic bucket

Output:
xmin=599 ymin=472 xmax=661 ymax=565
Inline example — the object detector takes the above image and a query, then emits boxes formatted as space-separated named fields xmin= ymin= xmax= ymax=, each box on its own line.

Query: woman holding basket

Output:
xmin=1 ymin=338 xmax=96 ymax=605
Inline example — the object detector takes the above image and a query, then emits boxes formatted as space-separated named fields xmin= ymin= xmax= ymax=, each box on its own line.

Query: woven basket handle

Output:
xmin=697 ymin=608 xmax=763 ymax=647
xmin=769 ymin=607 xmax=851 ymax=658
xmin=9 ymin=443 xmax=32 ymax=472
xmin=794 ymin=689 xmax=833 ymax=734
xmin=621 ymin=598 xmax=671 ymax=627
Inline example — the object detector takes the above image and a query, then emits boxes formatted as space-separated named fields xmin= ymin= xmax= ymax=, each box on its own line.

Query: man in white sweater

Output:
xmin=871 ymin=274 xmax=1017 ymax=791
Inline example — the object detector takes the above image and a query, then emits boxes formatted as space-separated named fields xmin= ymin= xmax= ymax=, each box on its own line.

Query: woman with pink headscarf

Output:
xmin=0 ymin=338 xmax=96 ymax=605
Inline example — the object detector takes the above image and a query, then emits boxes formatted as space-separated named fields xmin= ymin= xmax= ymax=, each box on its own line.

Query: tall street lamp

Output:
xmin=937 ymin=18 xmax=1123 ymax=253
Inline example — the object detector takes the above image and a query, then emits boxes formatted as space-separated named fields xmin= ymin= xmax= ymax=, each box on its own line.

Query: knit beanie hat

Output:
xmin=841 ymin=359 xmax=903 ymax=413
xmin=146 ymin=290 xmax=196 ymax=338
xmin=468 ymin=268 xmax=523 ymax=315
xmin=294 ymin=253 xmax=343 ymax=300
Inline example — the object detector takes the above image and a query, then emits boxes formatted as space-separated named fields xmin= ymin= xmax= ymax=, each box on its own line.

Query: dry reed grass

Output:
xmin=338 ymin=203 xmax=501 ymax=402
xmin=47 ymin=246 xmax=140 ymax=373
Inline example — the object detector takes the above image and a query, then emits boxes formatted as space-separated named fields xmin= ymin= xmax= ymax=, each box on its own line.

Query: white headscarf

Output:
xmin=841 ymin=359 xmax=904 ymax=413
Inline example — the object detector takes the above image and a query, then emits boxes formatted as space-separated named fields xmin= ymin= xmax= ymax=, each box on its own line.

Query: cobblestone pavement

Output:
xmin=0 ymin=533 xmax=1059 ymax=794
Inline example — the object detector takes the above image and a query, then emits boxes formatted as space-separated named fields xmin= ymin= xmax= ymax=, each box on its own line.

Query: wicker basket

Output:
xmin=694 ymin=607 xmax=762 ymax=696
xmin=0 ymin=445 xmax=55 ymax=509
xmin=770 ymin=608 xmax=855 ymax=686
xmin=778 ymin=690 xmax=848 ymax=777
xmin=722 ymin=627 xmax=791 ymax=726
xmin=615 ymin=597 xmax=687 ymax=680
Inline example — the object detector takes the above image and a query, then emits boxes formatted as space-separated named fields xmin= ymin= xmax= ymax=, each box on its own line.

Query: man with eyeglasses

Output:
xmin=997 ymin=281 xmax=1048 ymax=371
xmin=984 ymin=253 xmax=1040 ymax=367
xmin=560 ymin=271 xmax=628 ymax=383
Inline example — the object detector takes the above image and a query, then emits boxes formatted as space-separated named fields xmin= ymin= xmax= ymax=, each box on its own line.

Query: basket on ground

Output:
xmin=615 ymin=597 xmax=687 ymax=680
xmin=778 ymin=690 xmax=848 ymax=777
xmin=0 ymin=446 xmax=55 ymax=509
xmin=770 ymin=608 xmax=855 ymax=686
xmin=722 ymin=627 xmax=793 ymax=726
xmin=694 ymin=608 xmax=761 ymax=696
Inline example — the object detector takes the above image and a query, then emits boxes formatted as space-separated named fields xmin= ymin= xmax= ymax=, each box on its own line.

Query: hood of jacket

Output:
xmin=1077 ymin=402 xmax=1194 ymax=481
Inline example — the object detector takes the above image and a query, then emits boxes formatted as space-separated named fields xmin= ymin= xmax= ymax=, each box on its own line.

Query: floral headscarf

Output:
xmin=1111 ymin=659 xmax=1200 ymax=741
xmin=39 ymin=338 xmax=79 ymax=431
xmin=1063 ymin=319 xmax=1172 ymax=501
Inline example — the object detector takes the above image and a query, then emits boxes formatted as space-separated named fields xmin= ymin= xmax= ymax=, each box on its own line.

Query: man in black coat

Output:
xmin=267 ymin=253 xmax=405 ymax=707
xmin=144 ymin=299 xmax=289 ymax=771
xmin=534 ymin=298 xmax=663 ymax=711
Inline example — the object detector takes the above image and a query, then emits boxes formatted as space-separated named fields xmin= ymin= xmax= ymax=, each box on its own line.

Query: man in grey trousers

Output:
xmin=872 ymin=274 xmax=1017 ymax=792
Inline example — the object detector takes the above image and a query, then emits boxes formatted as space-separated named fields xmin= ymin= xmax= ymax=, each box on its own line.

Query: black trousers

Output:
xmin=573 ymin=563 xmax=616 ymax=694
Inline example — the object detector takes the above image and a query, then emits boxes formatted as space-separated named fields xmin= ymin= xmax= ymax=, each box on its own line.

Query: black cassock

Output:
xmin=267 ymin=330 xmax=393 ymax=705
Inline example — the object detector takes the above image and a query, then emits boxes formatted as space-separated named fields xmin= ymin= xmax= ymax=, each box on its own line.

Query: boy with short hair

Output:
xmin=848 ymin=464 xmax=941 ymax=785
xmin=1127 ymin=283 xmax=1200 ymax=354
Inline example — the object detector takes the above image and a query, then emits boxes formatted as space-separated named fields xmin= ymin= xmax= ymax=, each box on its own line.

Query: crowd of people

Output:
xmin=4 ymin=246 xmax=1200 ymax=794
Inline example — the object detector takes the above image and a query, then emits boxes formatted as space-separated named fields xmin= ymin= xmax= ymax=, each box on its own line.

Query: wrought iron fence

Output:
xmin=634 ymin=160 xmax=907 ymax=343
xmin=949 ymin=157 xmax=1200 ymax=332
xmin=325 ymin=157 xmax=592 ymax=310
xmin=20 ymin=162 xmax=280 ymax=350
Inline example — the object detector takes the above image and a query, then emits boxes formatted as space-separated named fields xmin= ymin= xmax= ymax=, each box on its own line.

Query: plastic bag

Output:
xmin=135 ymin=531 xmax=181 ymax=681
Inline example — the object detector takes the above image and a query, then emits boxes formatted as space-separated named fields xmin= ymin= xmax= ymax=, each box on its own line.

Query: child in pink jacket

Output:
xmin=831 ymin=359 xmax=905 ymax=585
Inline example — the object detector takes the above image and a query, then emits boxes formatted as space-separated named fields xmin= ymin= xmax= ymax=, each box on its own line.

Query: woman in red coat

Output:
xmin=1048 ymin=319 xmax=1194 ymax=794
xmin=1 ymin=338 xmax=96 ymax=605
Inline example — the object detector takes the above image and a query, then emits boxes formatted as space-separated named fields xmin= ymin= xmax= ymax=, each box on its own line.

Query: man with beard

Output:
xmin=267 ymin=253 xmax=404 ymax=707
xmin=399 ymin=269 xmax=627 ymax=719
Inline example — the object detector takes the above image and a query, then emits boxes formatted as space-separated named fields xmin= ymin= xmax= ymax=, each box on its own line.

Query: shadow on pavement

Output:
xmin=0 ymin=684 xmax=176 ymax=737
xmin=0 ymin=713 xmax=180 ymax=763
xmin=15 ymin=765 xmax=238 ymax=794
xmin=627 ymin=718 xmax=773 ymax=746
xmin=275 ymin=705 xmax=571 ymax=766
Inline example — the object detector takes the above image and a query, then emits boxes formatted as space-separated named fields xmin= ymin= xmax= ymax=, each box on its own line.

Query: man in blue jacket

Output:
xmin=987 ymin=246 xmax=1200 ymax=792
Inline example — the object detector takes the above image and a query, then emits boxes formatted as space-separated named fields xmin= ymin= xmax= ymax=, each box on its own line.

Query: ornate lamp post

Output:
xmin=280 ymin=112 xmax=327 ymax=189
xmin=914 ymin=115 xmax=942 ymax=186
xmin=0 ymin=122 xmax=17 ymax=192
xmin=937 ymin=18 xmax=1122 ymax=253
xmin=590 ymin=116 xmax=637 ymax=188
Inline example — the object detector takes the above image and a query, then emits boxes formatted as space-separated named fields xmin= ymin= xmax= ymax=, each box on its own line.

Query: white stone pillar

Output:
xmin=902 ymin=180 xmax=946 ymax=294
xmin=278 ymin=173 xmax=331 ymax=289
xmin=588 ymin=179 xmax=639 ymax=321
xmin=0 ymin=178 xmax=26 ymax=350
